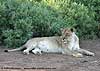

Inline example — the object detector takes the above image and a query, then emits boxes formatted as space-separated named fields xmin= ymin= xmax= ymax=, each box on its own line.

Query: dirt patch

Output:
xmin=0 ymin=39 xmax=100 ymax=71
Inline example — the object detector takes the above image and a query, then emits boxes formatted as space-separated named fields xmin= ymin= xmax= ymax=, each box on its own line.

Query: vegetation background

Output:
xmin=0 ymin=0 xmax=100 ymax=48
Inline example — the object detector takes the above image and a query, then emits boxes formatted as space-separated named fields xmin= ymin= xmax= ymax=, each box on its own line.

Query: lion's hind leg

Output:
xmin=23 ymin=43 xmax=37 ymax=55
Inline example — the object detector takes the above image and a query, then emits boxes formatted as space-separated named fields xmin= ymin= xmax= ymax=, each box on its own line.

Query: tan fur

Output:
xmin=4 ymin=28 xmax=95 ymax=57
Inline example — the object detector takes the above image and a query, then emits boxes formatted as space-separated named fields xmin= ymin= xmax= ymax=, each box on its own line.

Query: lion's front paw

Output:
xmin=72 ymin=53 xmax=83 ymax=58
xmin=23 ymin=50 xmax=29 ymax=55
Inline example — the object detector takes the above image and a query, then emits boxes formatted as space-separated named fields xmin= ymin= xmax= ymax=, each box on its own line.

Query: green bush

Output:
xmin=61 ymin=1 xmax=98 ymax=39
xmin=42 ymin=0 xmax=98 ymax=39
xmin=0 ymin=0 xmax=99 ymax=48
xmin=73 ymin=0 xmax=100 ymax=22
xmin=0 ymin=0 xmax=67 ymax=48
xmin=72 ymin=0 xmax=100 ymax=38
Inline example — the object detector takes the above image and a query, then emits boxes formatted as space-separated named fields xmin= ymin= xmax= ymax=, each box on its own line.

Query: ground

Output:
xmin=0 ymin=39 xmax=100 ymax=71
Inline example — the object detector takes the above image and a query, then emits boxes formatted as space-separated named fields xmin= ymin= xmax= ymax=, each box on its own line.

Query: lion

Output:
xmin=4 ymin=28 xmax=95 ymax=57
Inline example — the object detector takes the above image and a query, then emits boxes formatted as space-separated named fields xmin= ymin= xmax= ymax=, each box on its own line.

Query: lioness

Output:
xmin=4 ymin=28 xmax=95 ymax=57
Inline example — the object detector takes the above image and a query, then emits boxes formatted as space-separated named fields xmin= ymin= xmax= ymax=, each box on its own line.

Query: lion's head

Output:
xmin=61 ymin=28 xmax=74 ymax=39
xmin=59 ymin=28 xmax=74 ymax=46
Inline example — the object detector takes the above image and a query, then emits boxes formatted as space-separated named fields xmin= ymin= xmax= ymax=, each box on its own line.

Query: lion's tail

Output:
xmin=4 ymin=45 xmax=25 ymax=52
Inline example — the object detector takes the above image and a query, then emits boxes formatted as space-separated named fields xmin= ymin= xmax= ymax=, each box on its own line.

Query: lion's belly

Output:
xmin=38 ymin=40 xmax=63 ymax=53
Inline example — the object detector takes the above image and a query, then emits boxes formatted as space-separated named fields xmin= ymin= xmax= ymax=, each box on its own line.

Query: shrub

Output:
xmin=0 ymin=0 xmax=67 ymax=48
xmin=42 ymin=0 xmax=98 ymax=39
xmin=73 ymin=0 xmax=100 ymax=22
xmin=0 ymin=0 xmax=99 ymax=48
xmin=73 ymin=0 xmax=100 ymax=38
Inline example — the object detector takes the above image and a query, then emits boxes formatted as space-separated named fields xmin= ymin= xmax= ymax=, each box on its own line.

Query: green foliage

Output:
xmin=73 ymin=0 xmax=100 ymax=38
xmin=0 ymin=0 xmax=99 ymax=48
xmin=73 ymin=0 xmax=100 ymax=22
xmin=0 ymin=0 xmax=67 ymax=47
xmin=42 ymin=0 xmax=98 ymax=39
xmin=0 ymin=0 xmax=33 ymax=47
xmin=61 ymin=1 xmax=98 ymax=39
